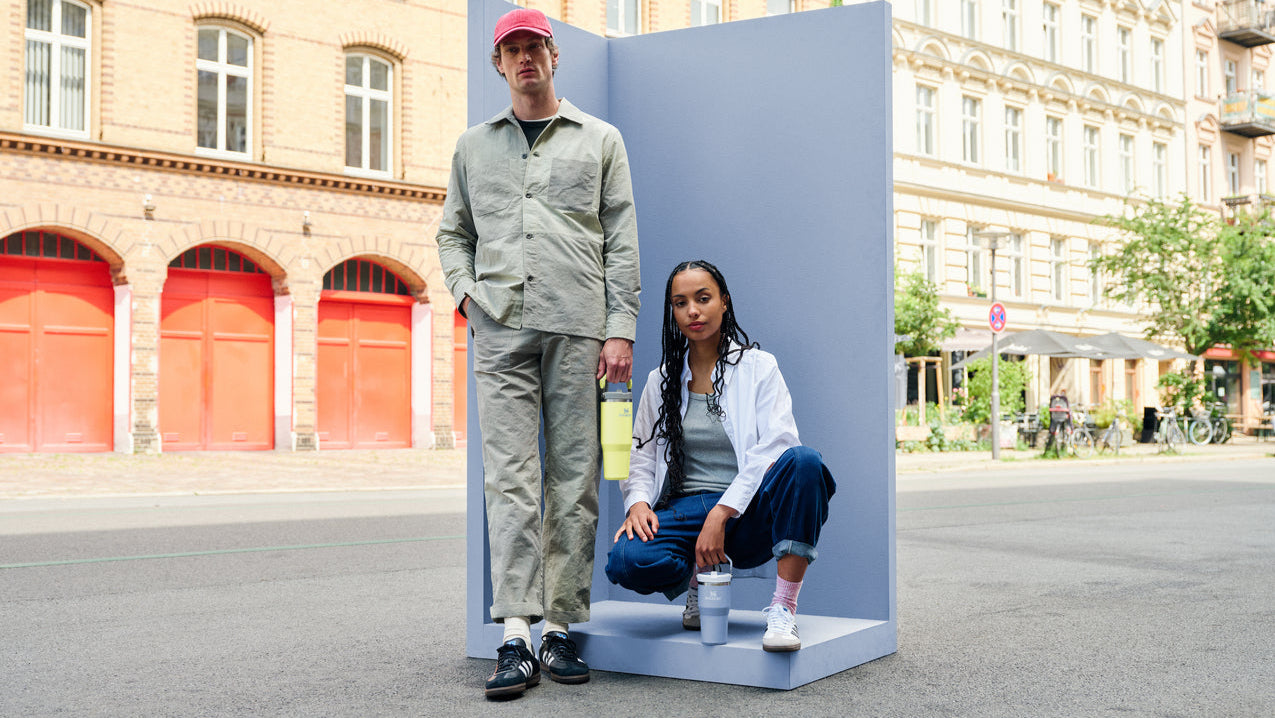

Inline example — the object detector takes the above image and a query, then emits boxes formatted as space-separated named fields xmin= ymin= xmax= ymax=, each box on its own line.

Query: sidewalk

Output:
xmin=896 ymin=432 xmax=1275 ymax=474
xmin=0 ymin=449 xmax=466 ymax=500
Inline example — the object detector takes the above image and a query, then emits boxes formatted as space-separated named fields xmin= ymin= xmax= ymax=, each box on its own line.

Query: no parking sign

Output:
xmin=988 ymin=302 xmax=1007 ymax=334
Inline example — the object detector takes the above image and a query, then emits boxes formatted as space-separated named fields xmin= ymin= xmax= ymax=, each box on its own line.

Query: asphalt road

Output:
xmin=3 ymin=459 xmax=1273 ymax=717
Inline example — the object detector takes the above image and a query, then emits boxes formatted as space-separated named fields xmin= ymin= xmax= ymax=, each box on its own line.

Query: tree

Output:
xmin=1094 ymin=195 xmax=1275 ymax=358
xmin=894 ymin=268 xmax=958 ymax=356
xmin=961 ymin=356 xmax=1029 ymax=425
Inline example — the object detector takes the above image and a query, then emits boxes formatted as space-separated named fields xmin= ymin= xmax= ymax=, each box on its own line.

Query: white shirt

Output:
xmin=621 ymin=345 xmax=801 ymax=517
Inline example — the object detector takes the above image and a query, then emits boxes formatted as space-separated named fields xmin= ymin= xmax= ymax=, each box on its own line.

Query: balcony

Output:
xmin=1220 ymin=91 xmax=1275 ymax=137
xmin=1218 ymin=1 xmax=1275 ymax=46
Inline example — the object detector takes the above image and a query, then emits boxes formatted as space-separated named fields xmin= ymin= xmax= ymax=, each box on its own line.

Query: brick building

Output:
xmin=2 ymin=0 xmax=467 ymax=453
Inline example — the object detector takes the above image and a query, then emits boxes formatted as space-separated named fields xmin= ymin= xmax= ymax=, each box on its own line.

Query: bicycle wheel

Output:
xmin=1072 ymin=428 xmax=1095 ymax=457
xmin=1215 ymin=418 xmax=1233 ymax=444
xmin=1187 ymin=418 xmax=1213 ymax=446
xmin=1099 ymin=426 xmax=1122 ymax=455
xmin=1166 ymin=422 xmax=1185 ymax=453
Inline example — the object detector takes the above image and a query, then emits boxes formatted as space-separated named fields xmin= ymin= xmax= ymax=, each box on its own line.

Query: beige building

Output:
xmin=1182 ymin=0 xmax=1275 ymax=424
xmin=2 ymin=0 xmax=467 ymax=453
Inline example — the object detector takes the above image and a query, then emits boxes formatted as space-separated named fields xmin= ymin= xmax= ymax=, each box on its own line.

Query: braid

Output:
xmin=635 ymin=260 xmax=758 ymax=498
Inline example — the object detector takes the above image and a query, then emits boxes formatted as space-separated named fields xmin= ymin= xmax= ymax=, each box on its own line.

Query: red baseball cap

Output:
xmin=493 ymin=8 xmax=553 ymax=47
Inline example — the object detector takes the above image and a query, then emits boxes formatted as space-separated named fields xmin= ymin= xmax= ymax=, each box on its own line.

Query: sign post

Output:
xmin=975 ymin=230 xmax=1011 ymax=459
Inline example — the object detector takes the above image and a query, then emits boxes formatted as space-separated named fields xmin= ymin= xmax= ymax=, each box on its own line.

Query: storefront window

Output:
xmin=1204 ymin=359 xmax=1241 ymax=415
xmin=1262 ymin=361 xmax=1275 ymax=413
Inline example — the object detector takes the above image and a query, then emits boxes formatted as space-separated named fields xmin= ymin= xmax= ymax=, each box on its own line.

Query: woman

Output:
xmin=604 ymin=260 xmax=836 ymax=652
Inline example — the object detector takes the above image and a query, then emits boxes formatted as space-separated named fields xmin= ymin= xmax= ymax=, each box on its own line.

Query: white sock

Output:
xmin=542 ymin=620 xmax=569 ymax=638
xmin=502 ymin=616 xmax=532 ymax=645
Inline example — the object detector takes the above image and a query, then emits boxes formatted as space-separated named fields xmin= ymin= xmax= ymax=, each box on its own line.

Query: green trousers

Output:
xmin=469 ymin=305 xmax=602 ymax=625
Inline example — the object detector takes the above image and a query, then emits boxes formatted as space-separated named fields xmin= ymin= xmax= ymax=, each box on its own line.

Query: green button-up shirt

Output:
xmin=436 ymin=99 xmax=641 ymax=342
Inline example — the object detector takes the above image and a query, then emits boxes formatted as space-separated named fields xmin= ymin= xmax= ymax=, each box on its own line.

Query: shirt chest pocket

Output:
xmin=548 ymin=159 xmax=599 ymax=214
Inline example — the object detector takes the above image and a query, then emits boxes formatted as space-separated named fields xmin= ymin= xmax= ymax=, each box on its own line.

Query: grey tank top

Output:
xmin=678 ymin=392 xmax=738 ymax=495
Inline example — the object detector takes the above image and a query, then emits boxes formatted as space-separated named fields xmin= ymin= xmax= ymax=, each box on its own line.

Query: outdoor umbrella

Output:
xmin=1088 ymin=332 xmax=1199 ymax=361
xmin=952 ymin=329 xmax=1088 ymax=368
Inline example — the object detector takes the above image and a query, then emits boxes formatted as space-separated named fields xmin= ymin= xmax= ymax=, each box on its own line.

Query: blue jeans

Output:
xmin=605 ymin=446 xmax=836 ymax=600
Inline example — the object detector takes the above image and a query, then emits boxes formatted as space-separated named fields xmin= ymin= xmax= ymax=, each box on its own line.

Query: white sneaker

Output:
xmin=682 ymin=586 xmax=700 ymax=630
xmin=762 ymin=604 xmax=801 ymax=652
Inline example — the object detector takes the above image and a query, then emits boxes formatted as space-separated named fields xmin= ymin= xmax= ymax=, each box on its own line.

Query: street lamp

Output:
xmin=974 ymin=229 xmax=1011 ymax=459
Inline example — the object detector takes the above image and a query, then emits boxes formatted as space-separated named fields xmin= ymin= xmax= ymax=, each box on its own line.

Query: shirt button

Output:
xmin=533 ymin=152 xmax=540 ymax=157
xmin=521 ymin=153 xmax=528 ymax=159
xmin=525 ymin=193 xmax=532 ymax=198
xmin=527 ymin=275 xmax=535 ymax=282
xmin=526 ymin=233 xmax=533 ymax=239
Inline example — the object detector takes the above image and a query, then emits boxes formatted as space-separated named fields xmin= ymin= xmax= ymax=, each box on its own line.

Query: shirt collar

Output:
xmin=485 ymin=98 xmax=585 ymax=127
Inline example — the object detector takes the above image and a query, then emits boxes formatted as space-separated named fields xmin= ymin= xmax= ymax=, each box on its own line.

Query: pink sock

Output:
xmin=772 ymin=576 xmax=802 ymax=613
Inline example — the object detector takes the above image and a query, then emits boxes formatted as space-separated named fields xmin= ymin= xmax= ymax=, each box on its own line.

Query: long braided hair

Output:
xmin=636 ymin=260 xmax=758 ymax=497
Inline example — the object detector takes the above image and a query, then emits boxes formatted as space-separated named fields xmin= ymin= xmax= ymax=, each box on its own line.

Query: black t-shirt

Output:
xmin=517 ymin=117 xmax=552 ymax=149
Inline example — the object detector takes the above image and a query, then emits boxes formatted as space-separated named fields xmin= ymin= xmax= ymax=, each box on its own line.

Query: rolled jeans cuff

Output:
xmin=772 ymin=539 xmax=818 ymax=564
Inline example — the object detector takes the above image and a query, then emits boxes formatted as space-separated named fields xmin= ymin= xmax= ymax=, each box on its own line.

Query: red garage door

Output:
xmin=160 ymin=246 xmax=273 ymax=451
xmin=0 ymin=231 xmax=113 ymax=453
xmin=317 ymin=259 xmax=412 ymax=449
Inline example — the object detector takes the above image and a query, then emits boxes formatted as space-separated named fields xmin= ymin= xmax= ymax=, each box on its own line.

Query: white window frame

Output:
xmin=1007 ymin=232 xmax=1024 ymax=298
xmin=916 ymin=0 xmax=933 ymax=26
xmin=961 ymin=0 xmax=978 ymax=40
xmin=1153 ymin=141 xmax=1167 ymax=198
xmin=1117 ymin=26 xmax=1131 ymax=84
xmin=1228 ymin=151 xmax=1241 ymax=195
xmin=1002 ymin=0 xmax=1017 ymax=52
xmin=1254 ymin=69 xmax=1266 ymax=92
xmin=1046 ymin=115 xmax=1063 ymax=179
xmin=962 ymin=95 xmax=981 ymax=164
xmin=967 ymin=224 xmax=988 ymax=292
xmin=1257 ymin=159 xmax=1268 ymax=195
xmin=1081 ymin=15 xmax=1097 ymax=73
xmin=1042 ymin=2 xmax=1059 ymax=63
xmin=609 ymin=0 xmax=642 ymax=34
xmin=195 ymin=25 xmax=253 ymax=157
xmin=1199 ymin=144 xmax=1212 ymax=202
xmin=344 ymin=53 xmax=394 ymax=178
xmin=1151 ymin=38 xmax=1164 ymax=93
xmin=919 ymin=219 xmax=939 ymax=283
xmin=691 ymin=0 xmax=721 ymax=26
xmin=1050 ymin=236 xmax=1067 ymax=303
xmin=1119 ymin=133 xmax=1134 ymax=194
xmin=1089 ymin=241 xmax=1102 ymax=306
xmin=916 ymin=84 xmax=936 ymax=156
xmin=23 ymin=0 xmax=92 ymax=138
xmin=1225 ymin=59 xmax=1238 ymax=95
xmin=1083 ymin=125 xmax=1100 ymax=189
xmin=1196 ymin=50 xmax=1210 ymax=97
xmin=1005 ymin=106 xmax=1022 ymax=173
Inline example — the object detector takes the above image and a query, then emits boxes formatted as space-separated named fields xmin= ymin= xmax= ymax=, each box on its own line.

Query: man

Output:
xmin=436 ymin=7 xmax=640 ymax=700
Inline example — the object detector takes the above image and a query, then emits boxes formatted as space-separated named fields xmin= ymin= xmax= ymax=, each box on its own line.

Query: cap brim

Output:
xmin=493 ymin=26 xmax=553 ymax=46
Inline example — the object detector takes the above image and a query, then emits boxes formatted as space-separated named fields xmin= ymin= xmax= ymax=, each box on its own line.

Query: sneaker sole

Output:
xmin=762 ymin=642 xmax=801 ymax=653
xmin=540 ymin=662 xmax=590 ymax=684
xmin=484 ymin=672 xmax=540 ymax=698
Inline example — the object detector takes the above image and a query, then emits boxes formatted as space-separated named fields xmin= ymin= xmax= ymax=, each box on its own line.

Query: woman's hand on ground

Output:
xmin=614 ymin=502 xmax=658 ymax=543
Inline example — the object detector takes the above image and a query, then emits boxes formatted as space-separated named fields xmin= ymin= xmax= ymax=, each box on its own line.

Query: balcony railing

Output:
xmin=1221 ymin=91 xmax=1275 ymax=136
xmin=1218 ymin=1 xmax=1275 ymax=46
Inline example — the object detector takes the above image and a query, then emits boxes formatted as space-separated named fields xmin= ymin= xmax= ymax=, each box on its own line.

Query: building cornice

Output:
xmin=893 ymin=174 xmax=1122 ymax=226
xmin=0 ymin=132 xmax=447 ymax=202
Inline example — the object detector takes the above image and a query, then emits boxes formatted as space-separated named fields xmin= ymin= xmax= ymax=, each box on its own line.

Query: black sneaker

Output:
xmin=484 ymin=638 xmax=540 ymax=699
xmin=537 ymin=631 xmax=590 ymax=684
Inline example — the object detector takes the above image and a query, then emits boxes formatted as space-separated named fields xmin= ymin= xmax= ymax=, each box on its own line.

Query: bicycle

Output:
xmin=1155 ymin=407 xmax=1186 ymax=454
xmin=1044 ymin=408 xmax=1093 ymax=458
xmin=1186 ymin=402 xmax=1233 ymax=445
xmin=1095 ymin=410 xmax=1126 ymax=455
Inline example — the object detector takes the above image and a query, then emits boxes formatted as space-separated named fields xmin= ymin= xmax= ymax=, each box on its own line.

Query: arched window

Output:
xmin=196 ymin=25 xmax=253 ymax=155
xmin=323 ymin=258 xmax=410 ymax=295
xmin=24 ymin=0 xmax=92 ymax=136
xmin=3 ymin=230 xmax=103 ymax=261
xmin=168 ymin=245 xmax=264 ymax=273
xmin=344 ymin=53 xmax=393 ymax=176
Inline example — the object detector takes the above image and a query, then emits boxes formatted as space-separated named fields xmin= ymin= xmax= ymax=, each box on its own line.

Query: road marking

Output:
xmin=0 ymin=534 xmax=464 ymax=570
xmin=899 ymin=484 xmax=1272 ymax=512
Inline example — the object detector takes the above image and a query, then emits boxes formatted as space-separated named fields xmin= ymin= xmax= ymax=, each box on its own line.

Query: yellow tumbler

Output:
xmin=600 ymin=379 xmax=633 ymax=480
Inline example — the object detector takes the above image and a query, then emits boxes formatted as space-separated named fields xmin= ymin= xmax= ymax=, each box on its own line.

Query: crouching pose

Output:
xmin=605 ymin=260 xmax=836 ymax=652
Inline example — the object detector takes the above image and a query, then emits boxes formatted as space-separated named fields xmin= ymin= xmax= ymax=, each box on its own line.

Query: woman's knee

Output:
xmin=779 ymin=446 xmax=835 ymax=495
xmin=605 ymin=537 xmax=687 ymax=593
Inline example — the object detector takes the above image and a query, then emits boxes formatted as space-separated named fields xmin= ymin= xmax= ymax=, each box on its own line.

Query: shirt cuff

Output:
xmin=451 ymin=280 xmax=476 ymax=313
xmin=605 ymin=313 xmax=637 ymax=342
